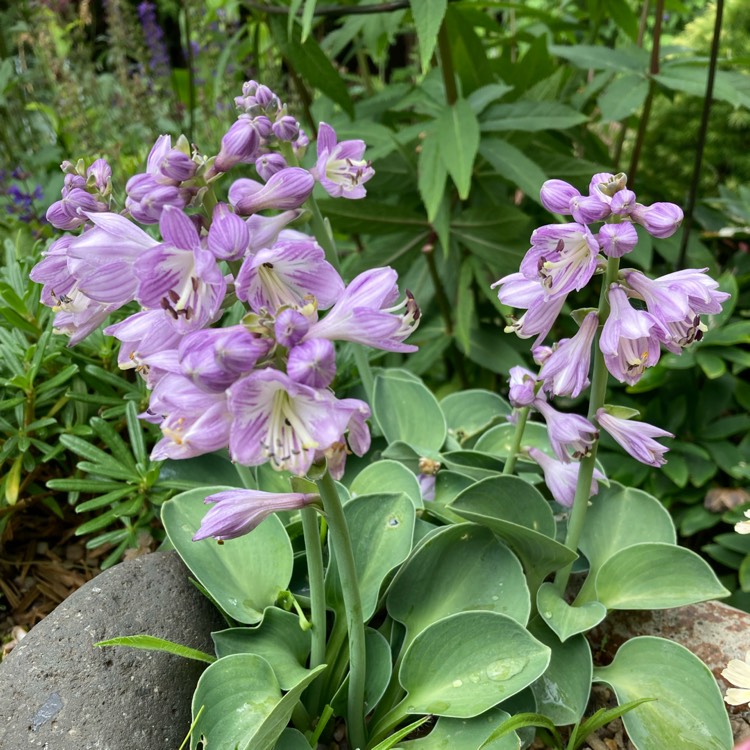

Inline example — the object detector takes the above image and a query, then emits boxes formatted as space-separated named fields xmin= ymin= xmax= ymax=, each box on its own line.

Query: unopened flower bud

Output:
xmin=207 ymin=203 xmax=249 ymax=261
xmin=287 ymin=338 xmax=337 ymax=388
xmin=228 ymin=168 xmax=315 ymax=215
xmin=274 ymin=308 xmax=310 ymax=347
xmin=540 ymin=179 xmax=579 ymax=214
xmin=255 ymin=152 xmax=288 ymax=182
xmin=631 ymin=202 xmax=684 ymax=239
xmin=598 ymin=222 xmax=638 ymax=257
xmin=272 ymin=115 xmax=300 ymax=142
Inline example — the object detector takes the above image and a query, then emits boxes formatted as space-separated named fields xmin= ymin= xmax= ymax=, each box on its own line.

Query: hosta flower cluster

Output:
xmin=31 ymin=81 xmax=419 ymax=533
xmin=494 ymin=172 xmax=729 ymax=506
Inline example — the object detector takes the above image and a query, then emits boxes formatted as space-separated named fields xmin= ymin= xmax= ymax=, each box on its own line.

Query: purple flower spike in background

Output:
xmin=528 ymin=447 xmax=605 ymax=508
xmin=193 ymin=489 xmax=320 ymax=542
xmin=311 ymin=122 xmax=374 ymax=199
xmin=521 ymin=223 xmax=599 ymax=300
xmin=533 ymin=399 xmax=598 ymax=462
xmin=596 ymin=407 xmax=673 ymax=467
xmin=539 ymin=311 xmax=598 ymax=398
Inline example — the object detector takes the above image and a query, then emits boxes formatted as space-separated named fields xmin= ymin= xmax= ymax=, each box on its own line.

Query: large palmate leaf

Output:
xmin=162 ymin=487 xmax=294 ymax=624
xmin=594 ymin=637 xmax=732 ymax=750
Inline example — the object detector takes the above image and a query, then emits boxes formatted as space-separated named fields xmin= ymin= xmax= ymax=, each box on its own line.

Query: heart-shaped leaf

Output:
xmin=440 ymin=389 xmax=511 ymax=445
xmin=162 ymin=488 xmax=294 ymax=624
xmin=594 ymin=637 xmax=733 ymax=750
xmin=536 ymin=583 xmax=607 ymax=641
xmin=350 ymin=460 xmax=423 ymax=509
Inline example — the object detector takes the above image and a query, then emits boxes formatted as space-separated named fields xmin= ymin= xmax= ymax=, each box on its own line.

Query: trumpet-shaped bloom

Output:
xmin=539 ymin=311 xmax=599 ymax=397
xmin=521 ymin=223 xmax=599 ymax=300
xmin=311 ymin=122 xmax=374 ymax=199
xmin=135 ymin=206 xmax=226 ymax=332
xmin=528 ymin=447 xmax=605 ymax=508
xmin=596 ymin=408 xmax=673 ymax=467
xmin=228 ymin=168 xmax=314 ymax=215
xmin=534 ymin=399 xmax=598 ymax=462
xmin=600 ymin=285 xmax=666 ymax=385
xmin=235 ymin=238 xmax=344 ymax=313
xmin=149 ymin=374 xmax=233 ymax=460
xmin=193 ymin=489 xmax=319 ymax=542
xmin=303 ymin=267 xmax=420 ymax=352
xmin=228 ymin=369 xmax=369 ymax=476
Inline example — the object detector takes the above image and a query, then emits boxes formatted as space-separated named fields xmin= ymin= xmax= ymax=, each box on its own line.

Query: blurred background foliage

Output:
xmin=0 ymin=0 xmax=748 ymax=604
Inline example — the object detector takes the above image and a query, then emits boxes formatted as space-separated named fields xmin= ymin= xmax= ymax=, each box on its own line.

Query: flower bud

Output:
xmin=570 ymin=194 xmax=611 ymax=224
xmin=228 ymin=168 xmax=314 ymax=215
xmin=539 ymin=179 xmax=579 ymax=214
xmin=159 ymin=149 xmax=197 ymax=182
xmin=287 ymin=338 xmax=337 ymax=388
xmin=207 ymin=203 xmax=249 ymax=261
xmin=255 ymin=152 xmax=288 ymax=182
xmin=597 ymin=221 xmax=638 ymax=257
xmin=631 ymin=202 xmax=684 ymax=239
xmin=272 ymin=115 xmax=300 ymax=142
xmin=274 ymin=308 xmax=310 ymax=347
xmin=214 ymin=117 xmax=261 ymax=173
xmin=610 ymin=189 xmax=636 ymax=216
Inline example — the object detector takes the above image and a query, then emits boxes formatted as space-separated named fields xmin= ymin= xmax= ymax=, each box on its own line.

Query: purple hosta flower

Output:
xmin=508 ymin=366 xmax=541 ymax=408
xmin=287 ymin=338 xmax=337 ymax=388
xmin=311 ymin=122 xmax=375 ymax=199
xmin=418 ymin=474 xmax=436 ymax=502
xmin=610 ymin=189 xmax=636 ymax=216
xmin=235 ymin=237 xmax=344 ymax=313
xmin=539 ymin=178 xmax=610 ymax=224
xmin=207 ymin=203 xmax=250 ymax=261
xmin=492 ymin=272 xmax=568 ymax=343
xmin=105 ymin=309 xmax=183 ymax=374
xmin=539 ymin=311 xmax=599 ymax=398
xmin=51 ymin=293 xmax=117 ymax=346
xmin=600 ymin=285 xmax=666 ymax=385
xmin=521 ymin=223 xmax=599 ymax=300
xmin=234 ymin=80 xmax=282 ymax=117
xmin=622 ymin=268 xmax=729 ymax=323
xmin=29 ymin=235 xmax=77 ymax=308
xmin=274 ymin=308 xmax=310 ymax=347
xmin=596 ymin=407 xmax=673 ymax=467
xmin=246 ymin=210 xmax=304 ymax=254
xmin=597 ymin=222 xmax=638 ymax=258
xmin=533 ymin=399 xmax=598 ymax=462
xmin=228 ymin=369 xmax=369 ymax=475
xmin=532 ymin=343 xmax=553 ymax=366
xmin=588 ymin=172 xmax=628 ymax=204
xmin=135 ymin=206 xmax=226 ymax=332
xmin=214 ymin=116 xmax=269 ymax=173
xmin=179 ymin=326 xmax=272 ymax=392
xmin=46 ymin=188 xmax=107 ymax=230
xmin=229 ymin=168 xmax=315 ymax=215
xmin=304 ymin=268 xmax=420 ymax=353
xmin=255 ymin=152 xmax=288 ymax=182
xmin=528 ymin=447 xmax=604 ymax=508
xmin=150 ymin=374 xmax=232 ymax=460
xmin=66 ymin=212 xmax=160 ymax=308
xmin=315 ymin=398 xmax=372 ymax=480
xmin=193 ymin=489 xmax=320 ymax=542
xmin=631 ymin=201 xmax=683 ymax=238
xmin=272 ymin=115 xmax=300 ymax=143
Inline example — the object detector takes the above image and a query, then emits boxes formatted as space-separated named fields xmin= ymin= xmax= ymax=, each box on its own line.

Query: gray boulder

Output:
xmin=0 ymin=550 xmax=225 ymax=750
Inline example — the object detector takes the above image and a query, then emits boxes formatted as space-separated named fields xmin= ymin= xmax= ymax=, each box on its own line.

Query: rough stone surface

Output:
xmin=0 ymin=550 xmax=226 ymax=750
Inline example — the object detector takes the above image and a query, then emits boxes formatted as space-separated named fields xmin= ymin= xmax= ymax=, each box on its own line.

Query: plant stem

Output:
xmin=316 ymin=470 xmax=366 ymax=750
xmin=234 ymin=463 xmax=256 ymax=489
xmin=677 ymin=0 xmax=724 ymax=269
xmin=554 ymin=256 xmax=620 ymax=594
xmin=301 ymin=506 xmax=327 ymax=716
xmin=503 ymin=407 xmax=529 ymax=475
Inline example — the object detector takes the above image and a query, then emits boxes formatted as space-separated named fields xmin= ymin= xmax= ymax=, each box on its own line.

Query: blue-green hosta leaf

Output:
xmin=395 ymin=611 xmax=551 ymax=718
xmin=190 ymin=654 xmax=325 ymax=750
xmin=440 ymin=389 xmax=511 ymax=445
xmin=594 ymin=543 xmax=729 ymax=609
xmin=212 ymin=608 xmax=311 ymax=690
xmin=474 ymin=422 xmax=553 ymax=462
xmin=528 ymin=618 xmax=592 ymax=726
xmin=387 ymin=523 xmax=530 ymax=652
xmin=536 ymin=583 xmax=607 ymax=642
xmin=594 ymin=637 xmax=733 ymax=750
xmin=162 ymin=488 xmax=294 ymax=624
xmin=399 ymin=708 xmax=519 ymax=749
xmin=437 ymin=99 xmax=481 ymax=200
xmin=349 ymin=459 xmax=423 ymax=509
xmin=373 ymin=370 xmax=447 ymax=451
xmin=327 ymin=492 xmax=415 ymax=621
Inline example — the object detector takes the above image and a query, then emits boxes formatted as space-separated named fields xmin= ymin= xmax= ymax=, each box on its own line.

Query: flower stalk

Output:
xmin=554 ymin=255 xmax=620 ymax=593
xmin=315 ymin=469 xmax=366 ymax=750
xmin=503 ymin=406 xmax=530 ymax=475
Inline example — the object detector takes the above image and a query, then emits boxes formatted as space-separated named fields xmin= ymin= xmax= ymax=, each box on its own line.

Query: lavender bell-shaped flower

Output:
xmin=227 ymin=369 xmax=369 ymax=476
xmin=235 ymin=237 xmax=344 ymax=313
xmin=533 ymin=398 xmax=598 ymax=462
xmin=507 ymin=366 xmax=541 ymax=408
xmin=528 ymin=447 xmax=605 ymax=508
xmin=539 ymin=311 xmax=599 ymax=398
xmin=303 ymin=267 xmax=420 ymax=353
xmin=631 ymin=201 xmax=684 ymax=238
xmin=135 ymin=205 xmax=227 ymax=332
xmin=228 ymin=168 xmax=314 ymax=215
xmin=520 ymin=223 xmax=600 ymax=300
xmin=193 ymin=489 xmax=320 ymax=542
xmin=599 ymin=285 xmax=666 ymax=385
xmin=311 ymin=122 xmax=374 ymax=199
xmin=596 ymin=407 xmax=673 ymax=467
